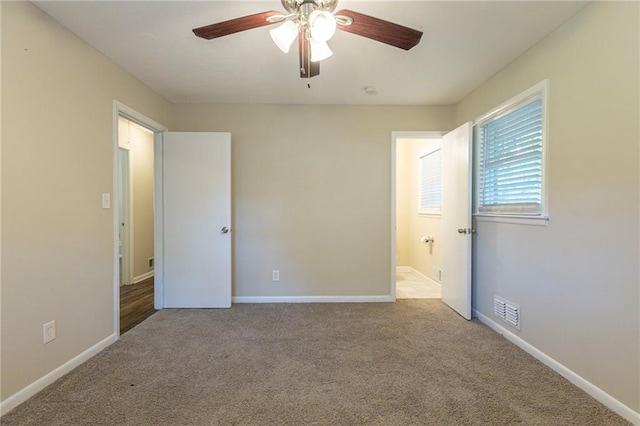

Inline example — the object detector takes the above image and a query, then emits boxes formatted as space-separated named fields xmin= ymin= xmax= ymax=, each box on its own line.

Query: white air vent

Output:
xmin=432 ymin=266 xmax=442 ymax=282
xmin=493 ymin=295 xmax=520 ymax=329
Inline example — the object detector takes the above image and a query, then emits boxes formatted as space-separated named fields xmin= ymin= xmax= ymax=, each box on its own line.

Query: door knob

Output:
xmin=457 ymin=228 xmax=476 ymax=235
xmin=220 ymin=226 xmax=229 ymax=234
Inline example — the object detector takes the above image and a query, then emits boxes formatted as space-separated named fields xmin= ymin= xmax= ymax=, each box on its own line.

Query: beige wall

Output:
xmin=117 ymin=117 xmax=155 ymax=282
xmin=455 ymin=2 xmax=639 ymax=412
xmin=171 ymin=104 xmax=454 ymax=298
xmin=130 ymin=122 xmax=154 ymax=280
xmin=396 ymin=139 xmax=442 ymax=281
xmin=1 ymin=1 xmax=171 ymax=400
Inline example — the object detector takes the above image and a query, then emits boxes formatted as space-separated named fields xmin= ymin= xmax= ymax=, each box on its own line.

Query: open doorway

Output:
xmin=117 ymin=115 xmax=157 ymax=334
xmin=112 ymin=101 xmax=167 ymax=337
xmin=393 ymin=132 xmax=444 ymax=300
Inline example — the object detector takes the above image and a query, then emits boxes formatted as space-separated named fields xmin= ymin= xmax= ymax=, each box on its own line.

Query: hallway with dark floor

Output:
xmin=120 ymin=277 xmax=156 ymax=334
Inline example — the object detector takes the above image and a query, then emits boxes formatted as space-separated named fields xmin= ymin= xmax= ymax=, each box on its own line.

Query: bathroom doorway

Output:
xmin=394 ymin=133 xmax=443 ymax=299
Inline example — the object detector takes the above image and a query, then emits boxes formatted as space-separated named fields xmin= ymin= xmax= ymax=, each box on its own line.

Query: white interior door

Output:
xmin=162 ymin=132 xmax=231 ymax=308
xmin=441 ymin=122 xmax=473 ymax=320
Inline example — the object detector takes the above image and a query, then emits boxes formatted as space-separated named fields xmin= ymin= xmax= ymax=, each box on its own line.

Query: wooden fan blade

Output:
xmin=193 ymin=11 xmax=282 ymax=39
xmin=298 ymin=36 xmax=320 ymax=78
xmin=335 ymin=9 xmax=422 ymax=50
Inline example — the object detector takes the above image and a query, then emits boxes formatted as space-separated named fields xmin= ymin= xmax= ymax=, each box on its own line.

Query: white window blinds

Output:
xmin=419 ymin=149 xmax=442 ymax=214
xmin=477 ymin=95 xmax=544 ymax=215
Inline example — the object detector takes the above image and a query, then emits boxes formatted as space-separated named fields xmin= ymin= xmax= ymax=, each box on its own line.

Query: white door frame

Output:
xmin=390 ymin=131 xmax=446 ymax=299
xmin=112 ymin=101 xmax=167 ymax=338
xmin=118 ymin=146 xmax=132 ymax=286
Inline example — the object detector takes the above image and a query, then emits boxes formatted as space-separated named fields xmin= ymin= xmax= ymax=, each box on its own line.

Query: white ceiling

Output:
xmin=33 ymin=1 xmax=588 ymax=105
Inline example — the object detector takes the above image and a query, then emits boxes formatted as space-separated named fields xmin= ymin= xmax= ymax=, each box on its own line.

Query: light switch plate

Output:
xmin=102 ymin=193 xmax=111 ymax=209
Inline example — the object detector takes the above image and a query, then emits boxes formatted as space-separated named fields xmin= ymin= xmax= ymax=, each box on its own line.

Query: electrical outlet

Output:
xmin=272 ymin=270 xmax=280 ymax=281
xmin=43 ymin=320 xmax=56 ymax=344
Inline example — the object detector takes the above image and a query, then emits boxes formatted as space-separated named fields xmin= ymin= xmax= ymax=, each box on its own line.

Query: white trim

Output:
xmin=113 ymin=101 xmax=167 ymax=337
xmin=118 ymin=147 xmax=132 ymax=285
xmin=0 ymin=334 xmax=116 ymax=416
xmin=116 ymin=102 xmax=167 ymax=132
xmin=400 ymin=266 xmax=441 ymax=288
xmin=392 ymin=131 xmax=446 ymax=140
xmin=113 ymin=105 xmax=121 ymax=334
xmin=153 ymin=133 xmax=164 ymax=310
xmin=132 ymin=270 xmax=154 ymax=284
xmin=474 ymin=310 xmax=640 ymax=425
xmin=127 ymin=144 xmax=135 ymax=285
xmin=424 ymin=275 xmax=441 ymax=289
xmin=474 ymin=80 xmax=548 ymax=125
xmin=475 ymin=214 xmax=549 ymax=227
xmin=391 ymin=135 xmax=397 ymax=300
xmin=233 ymin=295 xmax=395 ymax=304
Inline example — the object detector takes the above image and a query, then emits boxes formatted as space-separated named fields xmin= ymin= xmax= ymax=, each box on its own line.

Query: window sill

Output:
xmin=418 ymin=212 xmax=442 ymax=218
xmin=474 ymin=214 xmax=549 ymax=227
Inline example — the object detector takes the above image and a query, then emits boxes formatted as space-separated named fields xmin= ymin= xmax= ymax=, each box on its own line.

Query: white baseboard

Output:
xmin=0 ymin=334 xmax=117 ymax=416
xmin=410 ymin=267 xmax=441 ymax=287
xmin=233 ymin=295 xmax=395 ymax=304
xmin=474 ymin=310 xmax=640 ymax=425
xmin=132 ymin=271 xmax=154 ymax=284
xmin=397 ymin=266 xmax=441 ymax=287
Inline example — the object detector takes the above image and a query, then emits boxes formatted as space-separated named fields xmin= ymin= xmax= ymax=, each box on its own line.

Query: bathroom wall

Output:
xmin=396 ymin=138 xmax=443 ymax=282
xmin=130 ymin=122 xmax=154 ymax=281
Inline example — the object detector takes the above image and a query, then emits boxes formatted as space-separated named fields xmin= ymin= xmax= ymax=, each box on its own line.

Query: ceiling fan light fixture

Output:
xmin=270 ymin=20 xmax=299 ymax=53
xmin=310 ymin=39 xmax=333 ymax=62
xmin=193 ymin=2 xmax=423 ymax=79
xmin=309 ymin=10 xmax=337 ymax=42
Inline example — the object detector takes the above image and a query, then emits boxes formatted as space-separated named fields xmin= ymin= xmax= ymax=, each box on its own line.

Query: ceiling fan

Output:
xmin=193 ymin=0 xmax=423 ymax=79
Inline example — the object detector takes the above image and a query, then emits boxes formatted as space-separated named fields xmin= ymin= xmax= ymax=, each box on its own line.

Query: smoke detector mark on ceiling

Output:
xmin=363 ymin=86 xmax=377 ymax=95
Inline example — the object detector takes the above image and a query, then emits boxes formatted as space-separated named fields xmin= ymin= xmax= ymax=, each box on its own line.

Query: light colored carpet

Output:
xmin=2 ymin=300 xmax=628 ymax=425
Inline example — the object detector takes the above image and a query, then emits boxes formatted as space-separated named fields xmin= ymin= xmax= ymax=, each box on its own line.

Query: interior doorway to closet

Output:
xmin=394 ymin=133 xmax=444 ymax=300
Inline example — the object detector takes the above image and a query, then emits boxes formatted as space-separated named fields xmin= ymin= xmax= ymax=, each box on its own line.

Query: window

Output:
xmin=419 ymin=149 xmax=442 ymax=214
xmin=475 ymin=81 xmax=547 ymax=219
